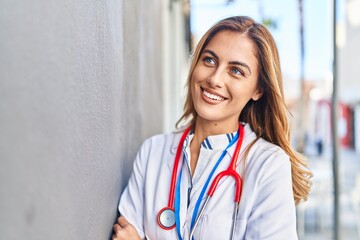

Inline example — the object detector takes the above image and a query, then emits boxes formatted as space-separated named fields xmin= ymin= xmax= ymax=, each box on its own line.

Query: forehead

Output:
xmin=203 ymin=31 xmax=259 ymax=65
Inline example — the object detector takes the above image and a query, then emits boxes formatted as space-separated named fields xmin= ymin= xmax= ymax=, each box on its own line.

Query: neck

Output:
xmin=188 ymin=117 xmax=239 ymax=175
xmin=193 ymin=118 xmax=239 ymax=142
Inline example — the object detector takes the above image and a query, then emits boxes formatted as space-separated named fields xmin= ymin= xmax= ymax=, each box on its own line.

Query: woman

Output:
xmin=113 ymin=16 xmax=312 ymax=240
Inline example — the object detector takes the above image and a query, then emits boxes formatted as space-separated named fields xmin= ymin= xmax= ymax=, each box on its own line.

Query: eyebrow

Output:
xmin=202 ymin=49 xmax=252 ymax=75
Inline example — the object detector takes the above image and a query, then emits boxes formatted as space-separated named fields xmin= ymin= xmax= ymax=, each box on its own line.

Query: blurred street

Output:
xmin=298 ymin=148 xmax=360 ymax=240
xmin=191 ymin=1 xmax=360 ymax=238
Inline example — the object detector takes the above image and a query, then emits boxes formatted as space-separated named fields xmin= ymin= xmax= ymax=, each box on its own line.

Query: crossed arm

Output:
xmin=112 ymin=216 xmax=142 ymax=240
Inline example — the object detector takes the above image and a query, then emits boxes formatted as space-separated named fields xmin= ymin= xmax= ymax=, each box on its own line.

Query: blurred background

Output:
xmin=0 ymin=0 xmax=359 ymax=239
xmin=191 ymin=0 xmax=360 ymax=239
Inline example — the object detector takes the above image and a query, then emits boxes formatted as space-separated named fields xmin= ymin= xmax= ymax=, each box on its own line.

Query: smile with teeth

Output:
xmin=203 ymin=89 xmax=225 ymax=101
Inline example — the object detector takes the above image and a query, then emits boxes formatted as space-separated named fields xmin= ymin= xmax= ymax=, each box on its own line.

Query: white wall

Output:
xmin=0 ymin=1 xmax=167 ymax=239
xmin=338 ymin=2 xmax=360 ymax=103
xmin=162 ymin=0 xmax=190 ymax=131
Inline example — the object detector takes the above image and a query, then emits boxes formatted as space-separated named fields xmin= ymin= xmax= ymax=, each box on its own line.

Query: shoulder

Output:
xmin=242 ymin=126 xmax=293 ymax=198
xmin=243 ymin=124 xmax=290 ymax=173
xmin=248 ymin=140 xmax=291 ymax=188
xmin=252 ymin=138 xmax=288 ymax=160
xmin=138 ymin=129 xmax=185 ymax=155
xmin=133 ymin=129 xmax=186 ymax=178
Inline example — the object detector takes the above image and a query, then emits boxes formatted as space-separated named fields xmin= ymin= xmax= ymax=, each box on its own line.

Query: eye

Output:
xmin=203 ymin=56 xmax=216 ymax=66
xmin=230 ymin=67 xmax=244 ymax=76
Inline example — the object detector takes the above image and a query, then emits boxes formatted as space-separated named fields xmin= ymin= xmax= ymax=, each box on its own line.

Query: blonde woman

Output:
xmin=113 ymin=16 xmax=312 ymax=240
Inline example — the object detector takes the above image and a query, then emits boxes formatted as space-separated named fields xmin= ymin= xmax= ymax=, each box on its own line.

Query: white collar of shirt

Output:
xmin=168 ymin=123 xmax=257 ymax=168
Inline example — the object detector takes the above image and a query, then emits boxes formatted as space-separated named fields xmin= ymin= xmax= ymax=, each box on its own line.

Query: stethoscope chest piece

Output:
xmin=157 ymin=207 xmax=176 ymax=230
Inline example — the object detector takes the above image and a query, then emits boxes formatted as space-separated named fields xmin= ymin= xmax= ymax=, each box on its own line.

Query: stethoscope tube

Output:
xmin=157 ymin=127 xmax=192 ymax=230
xmin=189 ymin=124 xmax=244 ymax=240
xmin=158 ymin=123 xmax=244 ymax=239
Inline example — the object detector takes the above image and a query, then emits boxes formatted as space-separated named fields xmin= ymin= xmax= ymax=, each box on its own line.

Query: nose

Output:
xmin=207 ymin=68 xmax=225 ymax=88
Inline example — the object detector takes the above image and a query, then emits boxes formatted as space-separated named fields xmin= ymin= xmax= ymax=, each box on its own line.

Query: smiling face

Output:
xmin=190 ymin=30 xmax=262 ymax=130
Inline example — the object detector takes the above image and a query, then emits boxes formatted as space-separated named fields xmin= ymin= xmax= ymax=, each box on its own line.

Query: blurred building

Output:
xmin=302 ymin=0 xmax=360 ymax=155
xmin=338 ymin=0 xmax=360 ymax=152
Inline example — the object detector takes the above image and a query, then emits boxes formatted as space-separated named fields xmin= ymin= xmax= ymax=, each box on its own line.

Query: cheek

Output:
xmin=191 ymin=64 xmax=209 ymax=83
xmin=191 ymin=69 xmax=201 ymax=84
xmin=190 ymin=69 xmax=203 ymax=94
xmin=236 ymin=81 xmax=258 ymax=97
xmin=190 ymin=76 xmax=198 ymax=99
xmin=230 ymin=87 xmax=254 ymax=104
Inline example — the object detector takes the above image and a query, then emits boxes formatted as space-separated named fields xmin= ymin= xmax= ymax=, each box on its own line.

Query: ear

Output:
xmin=251 ymin=88 xmax=263 ymax=101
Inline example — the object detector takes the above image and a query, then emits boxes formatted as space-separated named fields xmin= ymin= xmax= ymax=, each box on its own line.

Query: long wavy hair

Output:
xmin=176 ymin=16 xmax=312 ymax=204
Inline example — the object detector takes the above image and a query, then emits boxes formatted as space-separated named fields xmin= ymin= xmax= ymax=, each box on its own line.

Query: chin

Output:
xmin=196 ymin=110 xmax=226 ymax=123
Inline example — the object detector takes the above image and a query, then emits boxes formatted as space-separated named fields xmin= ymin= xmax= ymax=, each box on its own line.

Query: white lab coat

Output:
xmin=118 ymin=123 xmax=298 ymax=240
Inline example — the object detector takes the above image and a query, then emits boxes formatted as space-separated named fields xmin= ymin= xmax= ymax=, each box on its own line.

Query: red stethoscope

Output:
xmin=157 ymin=123 xmax=244 ymax=240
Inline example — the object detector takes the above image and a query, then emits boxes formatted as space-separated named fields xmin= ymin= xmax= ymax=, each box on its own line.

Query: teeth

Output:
xmin=203 ymin=90 xmax=224 ymax=101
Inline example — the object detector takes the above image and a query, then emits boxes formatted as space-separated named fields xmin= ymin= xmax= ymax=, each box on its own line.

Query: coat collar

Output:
xmin=168 ymin=123 xmax=256 ymax=164
xmin=167 ymin=123 xmax=258 ymax=170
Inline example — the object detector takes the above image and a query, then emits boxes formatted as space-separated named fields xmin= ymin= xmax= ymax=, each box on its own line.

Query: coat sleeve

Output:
xmin=245 ymin=150 xmax=298 ymax=240
xmin=118 ymin=139 xmax=150 ymax=239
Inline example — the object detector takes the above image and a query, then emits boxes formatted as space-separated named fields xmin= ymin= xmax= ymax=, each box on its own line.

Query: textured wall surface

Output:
xmin=0 ymin=0 xmax=163 ymax=239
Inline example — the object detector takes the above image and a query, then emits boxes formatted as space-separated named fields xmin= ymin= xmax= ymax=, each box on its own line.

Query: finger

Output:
xmin=118 ymin=216 xmax=129 ymax=228
xmin=113 ymin=223 xmax=122 ymax=233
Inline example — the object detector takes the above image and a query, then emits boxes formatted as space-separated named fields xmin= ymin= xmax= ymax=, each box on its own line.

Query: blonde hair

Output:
xmin=176 ymin=16 xmax=312 ymax=204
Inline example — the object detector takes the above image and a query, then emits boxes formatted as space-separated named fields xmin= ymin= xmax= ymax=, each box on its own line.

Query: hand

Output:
xmin=112 ymin=216 xmax=142 ymax=240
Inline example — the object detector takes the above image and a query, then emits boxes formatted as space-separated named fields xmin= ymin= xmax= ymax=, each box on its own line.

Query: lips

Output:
xmin=201 ymin=87 xmax=227 ymax=102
